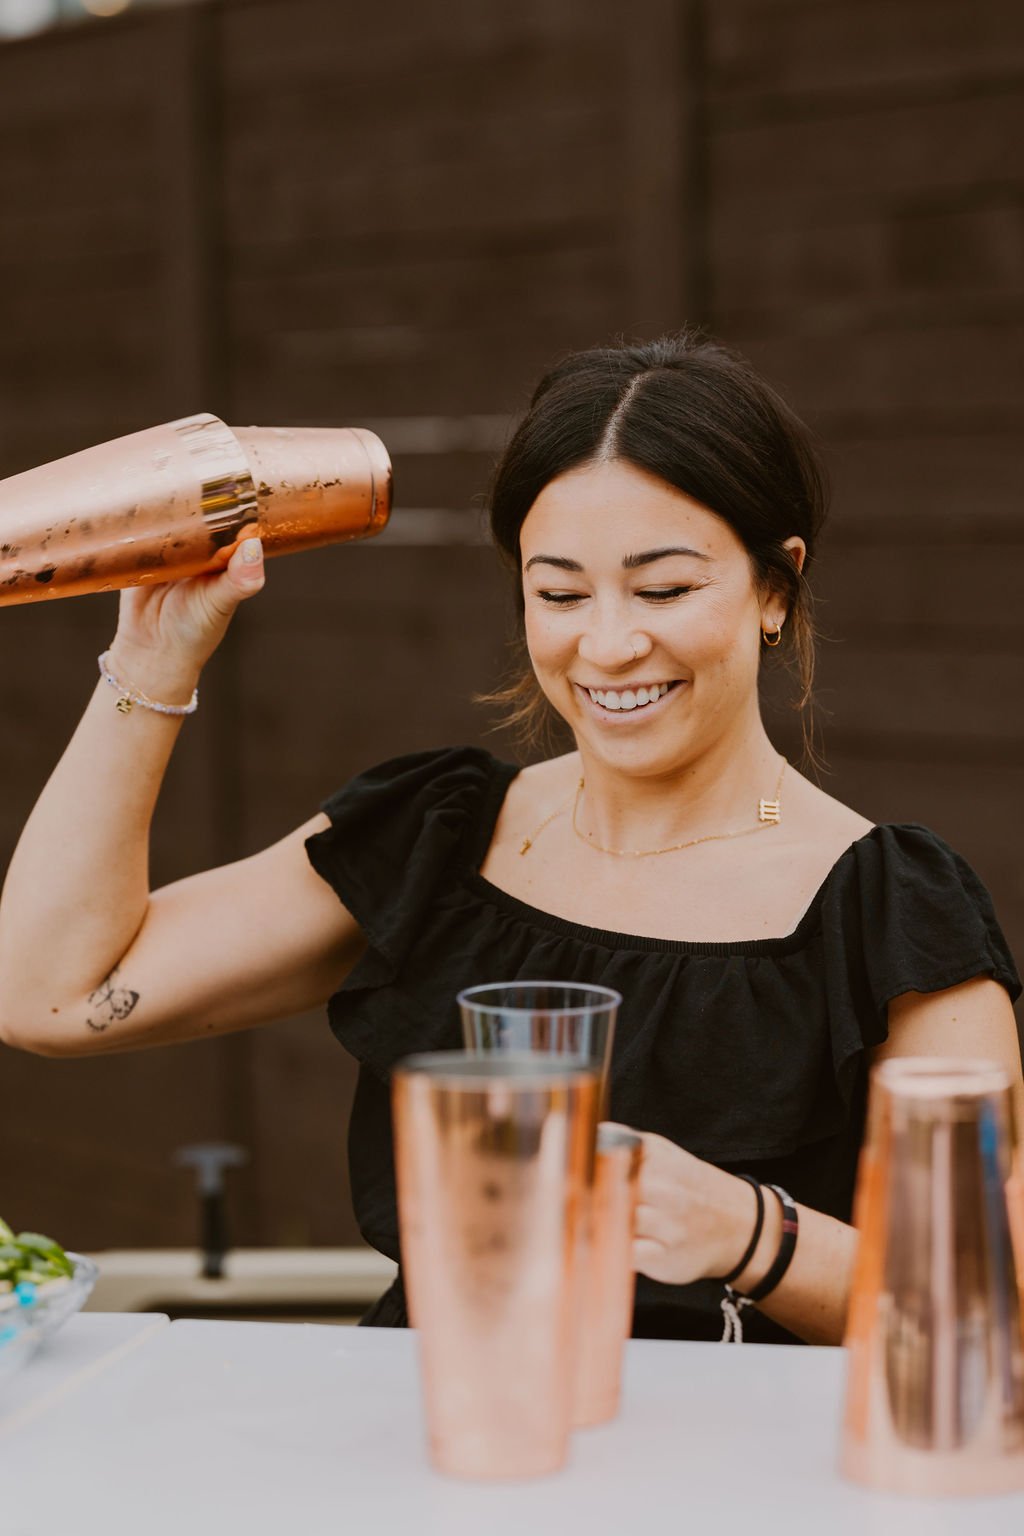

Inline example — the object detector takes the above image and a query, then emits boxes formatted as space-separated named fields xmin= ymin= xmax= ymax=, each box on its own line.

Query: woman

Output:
xmin=0 ymin=334 xmax=1020 ymax=1346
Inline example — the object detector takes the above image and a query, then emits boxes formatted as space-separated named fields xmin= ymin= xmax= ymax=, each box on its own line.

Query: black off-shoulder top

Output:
xmin=305 ymin=746 xmax=1022 ymax=1344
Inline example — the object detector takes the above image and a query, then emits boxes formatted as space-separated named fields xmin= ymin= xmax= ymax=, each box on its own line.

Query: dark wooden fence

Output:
xmin=1 ymin=0 xmax=1021 ymax=1250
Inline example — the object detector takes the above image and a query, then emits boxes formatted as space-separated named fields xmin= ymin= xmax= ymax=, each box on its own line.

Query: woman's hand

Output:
xmin=108 ymin=535 xmax=266 ymax=697
xmin=626 ymin=1127 xmax=762 ymax=1287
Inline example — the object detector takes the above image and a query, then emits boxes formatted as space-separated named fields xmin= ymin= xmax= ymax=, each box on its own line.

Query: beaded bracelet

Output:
xmin=720 ymin=1183 xmax=799 ymax=1344
xmin=98 ymin=650 xmax=199 ymax=718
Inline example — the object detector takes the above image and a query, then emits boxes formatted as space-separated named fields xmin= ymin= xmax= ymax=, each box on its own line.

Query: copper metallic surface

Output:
xmin=392 ymin=1052 xmax=599 ymax=1481
xmin=572 ymin=1125 xmax=641 ymax=1428
xmin=842 ymin=1057 xmax=1024 ymax=1496
xmin=0 ymin=414 xmax=392 ymax=606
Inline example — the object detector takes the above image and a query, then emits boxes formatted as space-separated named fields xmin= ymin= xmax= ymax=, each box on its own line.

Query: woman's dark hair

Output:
xmin=484 ymin=331 xmax=828 ymax=763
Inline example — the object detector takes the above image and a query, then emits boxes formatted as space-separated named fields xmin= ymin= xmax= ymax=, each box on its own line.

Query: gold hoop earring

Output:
xmin=762 ymin=617 xmax=784 ymax=648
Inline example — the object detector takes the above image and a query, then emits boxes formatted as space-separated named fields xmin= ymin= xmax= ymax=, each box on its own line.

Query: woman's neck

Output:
xmin=573 ymin=724 xmax=783 ymax=854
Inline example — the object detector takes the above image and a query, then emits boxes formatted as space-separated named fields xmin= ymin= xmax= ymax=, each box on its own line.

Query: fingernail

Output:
xmin=241 ymin=538 xmax=263 ymax=564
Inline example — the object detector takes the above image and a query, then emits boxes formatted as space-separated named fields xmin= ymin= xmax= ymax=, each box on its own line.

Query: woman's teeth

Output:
xmin=586 ymin=682 xmax=674 ymax=712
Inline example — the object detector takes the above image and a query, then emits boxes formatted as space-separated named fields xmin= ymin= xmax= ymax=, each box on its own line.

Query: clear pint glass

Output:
xmin=458 ymin=984 xmax=629 ymax=1428
xmin=458 ymin=981 xmax=620 ymax=1111
xmin=572 ymin=1124 xmax=642 ymax=1427
xmin=392 ymin=1051 xmax=600 ymax=1480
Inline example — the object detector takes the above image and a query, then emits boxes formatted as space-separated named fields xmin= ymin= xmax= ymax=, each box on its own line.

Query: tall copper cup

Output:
xmin=842 ymin=1057 xmax=1024 ymax=1496
xmin=572 ymin=1124 xmax=641 ymax=1428
xmin=0 ymin=413 xmax=391 ymax=605
xmin=392 ymin=1051 xmax=599 ymax=1481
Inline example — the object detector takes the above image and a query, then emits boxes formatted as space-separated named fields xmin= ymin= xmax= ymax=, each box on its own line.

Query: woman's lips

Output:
xmin=573 ymin=679 xmax=686 ymax=721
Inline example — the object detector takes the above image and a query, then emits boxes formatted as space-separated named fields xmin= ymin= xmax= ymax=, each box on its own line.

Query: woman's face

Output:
xmin=520 ymin=458 xmax=800 ymax=777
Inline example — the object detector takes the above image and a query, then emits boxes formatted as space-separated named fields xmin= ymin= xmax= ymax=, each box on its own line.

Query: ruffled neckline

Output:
xmin=461 ymin=754 xmax=887 ymax=958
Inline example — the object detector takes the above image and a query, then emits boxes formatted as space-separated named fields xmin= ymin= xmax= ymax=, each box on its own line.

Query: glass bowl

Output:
xmin=0 ymin=1308 xmax=39 ymax=1392
xmin=0 ymin=1253 xmax=98 ymax=1398
xmin=25 ymin=1253 xmax=99 ymax=1342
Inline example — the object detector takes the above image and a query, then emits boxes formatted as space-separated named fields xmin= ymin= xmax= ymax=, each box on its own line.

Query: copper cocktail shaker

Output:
xmin=392 ymin=1051 xmax=599 ymax=1481
xmin=842 ymin=1057 xmax=1024 ymax=1496
xmin=0 ymin=413 xmax=391 ymax=606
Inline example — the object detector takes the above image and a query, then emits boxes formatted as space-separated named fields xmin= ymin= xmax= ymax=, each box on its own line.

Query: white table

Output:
xmin=0 ymin=1312 xmax=168 ymax=1437
xmin=5 ymin=1319 xmax=1024 ymax=1535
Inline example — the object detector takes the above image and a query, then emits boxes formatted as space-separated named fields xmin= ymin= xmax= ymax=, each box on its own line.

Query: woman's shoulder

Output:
xmin=305 ymin=746 xmax=517 ymax=969
xmin=806 ymin=802 xmax=1020 ymax=1006
xmin=308 ymin=745 xmax=515 ymax=900
xmin=788 ymin=767 xmax=987 ymax=890
xmin=784 ymin=767 xmax=874 ymax=849
xmin=318 ymin=745 xmax=512 ymax=825
xmin=768 ymin=771 xmax=1015 ymax=950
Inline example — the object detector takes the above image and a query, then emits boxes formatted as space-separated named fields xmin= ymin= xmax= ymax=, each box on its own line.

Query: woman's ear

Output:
xmin=782 ymin=535 xmax=807 ymax=576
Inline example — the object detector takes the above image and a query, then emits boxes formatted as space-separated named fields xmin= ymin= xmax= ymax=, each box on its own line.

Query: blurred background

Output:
xmin=0 ymin=0 xmax=1021 ymax=1302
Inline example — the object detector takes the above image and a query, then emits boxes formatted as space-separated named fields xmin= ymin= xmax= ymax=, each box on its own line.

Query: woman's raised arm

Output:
xmin=0 ymin=539 xmax=364 ymax=1057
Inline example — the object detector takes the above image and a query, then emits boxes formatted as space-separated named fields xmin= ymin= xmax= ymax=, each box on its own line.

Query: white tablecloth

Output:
xmin=5 ymin=1318 xmax=1024 ymax=1535
xmin=0 ymin=1311 xmax=168 ymax=1437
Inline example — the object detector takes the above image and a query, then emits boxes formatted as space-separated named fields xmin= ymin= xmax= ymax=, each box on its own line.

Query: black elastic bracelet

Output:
xmin=734 ymin=1184 xmax=799 ymax=1304
xmin=717 ymin=1174 xmax=764 ymax=1285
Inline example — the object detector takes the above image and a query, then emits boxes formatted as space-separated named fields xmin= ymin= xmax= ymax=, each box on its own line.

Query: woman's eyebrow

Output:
xmin=523 ymin=554 xmax=583 ymax=573
xmin=523 ymin=546 xmax=711 ymax=574
xmin=622 ymin=546 xmax=711 ymax=569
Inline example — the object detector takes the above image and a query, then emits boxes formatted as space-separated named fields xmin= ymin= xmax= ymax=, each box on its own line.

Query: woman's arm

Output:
xmin=630 ymin=1129 xmax=857 ymax=1346
xmin=0 ymin=539 xmax=364 ymax=1056
xmin=631 ymin=975 xmax=1024 ymax=1346
xmin=0 ymin=811 xmax=365 ymax=1057
xmin=873 ymin=975 xmax=1024 ymax=1126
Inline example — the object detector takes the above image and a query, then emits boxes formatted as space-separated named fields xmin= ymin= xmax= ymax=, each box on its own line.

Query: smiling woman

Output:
xmin=0 ymin=332 xmax=1020 ymax=1348
xmin=487 ymin=335 xmax=823 ymax=765
xmin=517 ymin=459 xmax=803 ymax=805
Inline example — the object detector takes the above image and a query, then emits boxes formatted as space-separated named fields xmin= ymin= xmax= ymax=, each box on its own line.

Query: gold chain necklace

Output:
xmin=518 ymin=783 xmax=581 ymax=855
xmin=519 ymin=757 xmax=786 ymax=858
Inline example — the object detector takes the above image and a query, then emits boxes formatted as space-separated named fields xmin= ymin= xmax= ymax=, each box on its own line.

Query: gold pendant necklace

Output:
xmin=519 ymin=757 xmax=787 ymax=858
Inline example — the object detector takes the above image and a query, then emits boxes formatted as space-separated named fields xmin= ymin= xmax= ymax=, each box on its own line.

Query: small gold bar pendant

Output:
xmin=758 ymin=798 xmax=781 ymax=824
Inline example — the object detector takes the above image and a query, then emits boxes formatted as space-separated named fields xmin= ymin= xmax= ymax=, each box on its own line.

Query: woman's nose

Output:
xmin=577 ymin=619 xmax=651 ymax=671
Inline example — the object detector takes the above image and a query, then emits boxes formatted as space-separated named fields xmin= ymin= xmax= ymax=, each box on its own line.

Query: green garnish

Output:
xmin=0 ymin=1221 xmax=74 ymax=1288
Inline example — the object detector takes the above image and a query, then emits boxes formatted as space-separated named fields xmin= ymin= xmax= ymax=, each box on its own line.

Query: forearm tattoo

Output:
xmin=86 ymin=967 xmax=140 ymax=1033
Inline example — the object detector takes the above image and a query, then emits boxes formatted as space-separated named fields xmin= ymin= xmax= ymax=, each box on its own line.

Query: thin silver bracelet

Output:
xmin=98 ymin=650 xmax=199 ymax=717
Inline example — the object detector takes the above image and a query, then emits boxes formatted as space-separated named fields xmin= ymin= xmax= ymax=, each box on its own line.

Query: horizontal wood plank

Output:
xmin=711 ymin=91 xmax=1024 ymax=219
xmin=708 ymin=0 xmax=1024 ymax=103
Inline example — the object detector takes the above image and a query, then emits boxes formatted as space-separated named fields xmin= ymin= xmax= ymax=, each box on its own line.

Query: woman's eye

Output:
xmin=639 ymin=586 xmax=695 ymax=602
xmin=537 ymin=591 xmax=585 ymax=606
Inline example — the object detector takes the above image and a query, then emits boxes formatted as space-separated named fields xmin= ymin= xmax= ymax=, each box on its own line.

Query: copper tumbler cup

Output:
xmin=392 ymin=1051 xmax=599 ymax=1481
xmin=842 ymin=1057 xmax=1024 ymax=1496
xmin=0 ymin=413 xmax=391 ymax=605
xmin=572 ymin=1124 xmax=642 ymax=1428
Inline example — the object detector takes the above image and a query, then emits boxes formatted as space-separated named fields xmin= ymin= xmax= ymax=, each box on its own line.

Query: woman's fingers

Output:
xmin=633 ymin=1199 xmax=667 ymax=1237
xmin=632 ymin=1236 xmax=667 ymax=1277
xmin=204 ymin=536 xmax=265 ymax=616
xmin=234 ymin=535 xmax=266 ymax=584
xmin=110 ymin=536 xmax=267 ymax=685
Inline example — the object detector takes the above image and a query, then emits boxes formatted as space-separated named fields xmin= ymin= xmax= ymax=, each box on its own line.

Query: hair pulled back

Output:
xmin=485 ymin=331 xmax=828 ymax=761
